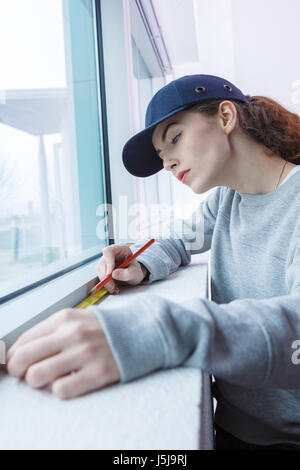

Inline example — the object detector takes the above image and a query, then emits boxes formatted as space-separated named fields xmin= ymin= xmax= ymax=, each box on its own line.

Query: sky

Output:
xmin=0 ymin=0 xmax=66 ymax=90
xmin=0 ymin=0 xmax=67 ymax=216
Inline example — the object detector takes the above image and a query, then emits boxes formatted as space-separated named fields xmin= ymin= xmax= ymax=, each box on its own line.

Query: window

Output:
xmin=99 ymin=0 xmax=170 ymax=245
xmin=0 ymin=0 xmax=107 ymax=301
xmin=123 ymin=0 xmax=175 ymax=238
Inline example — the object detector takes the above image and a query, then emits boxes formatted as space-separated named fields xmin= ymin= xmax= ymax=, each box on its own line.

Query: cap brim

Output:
xmin=122 ymin=125 xmax=162 ymax=177
xmin=122 ymin=105 xmax=189 ymax=177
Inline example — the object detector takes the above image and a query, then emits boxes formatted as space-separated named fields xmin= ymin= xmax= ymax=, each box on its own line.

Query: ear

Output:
xmin=218 ymin=101 xmax=238 ymax=135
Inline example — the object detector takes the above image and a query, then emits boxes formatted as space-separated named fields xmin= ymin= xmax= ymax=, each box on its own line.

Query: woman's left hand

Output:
xmin=5 ymin=308 xmax=121 ymax=399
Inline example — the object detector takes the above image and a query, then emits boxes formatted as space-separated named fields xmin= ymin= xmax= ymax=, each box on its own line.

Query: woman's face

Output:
xmin=151 ymin=102 xmax=235 ymax=194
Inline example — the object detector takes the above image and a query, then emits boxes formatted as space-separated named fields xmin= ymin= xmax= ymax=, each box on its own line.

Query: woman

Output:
xmin=6 ymin=74 xmax=300 ymax=450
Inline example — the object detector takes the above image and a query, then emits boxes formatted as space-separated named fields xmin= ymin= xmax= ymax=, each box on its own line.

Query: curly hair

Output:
xmin=188 ymin=96 xmax=300 ymax=164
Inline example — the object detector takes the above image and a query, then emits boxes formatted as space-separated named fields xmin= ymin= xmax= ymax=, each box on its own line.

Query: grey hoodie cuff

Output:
xmin=87 ymin=295 xmax=167 ymax=383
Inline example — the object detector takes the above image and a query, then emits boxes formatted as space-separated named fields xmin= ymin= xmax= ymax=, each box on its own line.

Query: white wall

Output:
xmin=231 ymin=0 xmax=300 ymax=114
xmin=151 ymin=0 xmax=300 ymax=213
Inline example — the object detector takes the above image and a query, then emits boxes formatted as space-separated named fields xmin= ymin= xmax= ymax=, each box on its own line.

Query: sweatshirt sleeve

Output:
xmin=88 ymin=237 xmax=300 ymax=390
xmin=130 ymin=187 xmax=223 ymax=285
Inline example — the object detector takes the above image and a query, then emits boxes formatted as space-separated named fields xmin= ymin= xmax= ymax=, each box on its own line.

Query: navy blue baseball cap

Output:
xmin=122 ymin=74 xmax=250 ymax=177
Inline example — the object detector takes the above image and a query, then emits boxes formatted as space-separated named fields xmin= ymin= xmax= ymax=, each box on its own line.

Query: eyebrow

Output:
xmin=156 ymin=122 xmax=178 ymax=156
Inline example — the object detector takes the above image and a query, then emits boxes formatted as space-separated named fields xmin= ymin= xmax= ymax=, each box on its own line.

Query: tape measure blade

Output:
xmin=75 ymin=287 xmax=109 ymax=309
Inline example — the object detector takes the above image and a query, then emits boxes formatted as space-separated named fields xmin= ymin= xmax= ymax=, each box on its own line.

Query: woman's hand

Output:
xmin=5 ymin=308 xmax=120 ymax=399
xmin=97 ymin=243 xmax=149 ymax=294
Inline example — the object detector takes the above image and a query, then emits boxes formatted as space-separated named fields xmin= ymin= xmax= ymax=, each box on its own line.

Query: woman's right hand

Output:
xmin=96 ymin=243 xmax=149 ymax=294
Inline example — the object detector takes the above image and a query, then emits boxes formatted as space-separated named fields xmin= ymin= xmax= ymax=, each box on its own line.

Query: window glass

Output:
xmin=126 ymin=1 xmax=167 ymax=238
xmin=0 ymin=0 xmax=106 ymax=300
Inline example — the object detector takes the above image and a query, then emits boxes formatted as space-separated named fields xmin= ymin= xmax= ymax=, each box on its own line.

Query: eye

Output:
xmin=171 ymin=133 xmax=181 ymax=145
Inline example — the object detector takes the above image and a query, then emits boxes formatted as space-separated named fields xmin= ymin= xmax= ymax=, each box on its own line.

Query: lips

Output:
xmin=177 ymin=170 xmax=190 ymax=183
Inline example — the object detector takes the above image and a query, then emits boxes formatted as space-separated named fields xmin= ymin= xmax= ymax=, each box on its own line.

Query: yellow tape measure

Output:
xmin=75 ymin=287 xmax=109 ymax=309
xmin=75 ymin=243 xmax=134 ymax=309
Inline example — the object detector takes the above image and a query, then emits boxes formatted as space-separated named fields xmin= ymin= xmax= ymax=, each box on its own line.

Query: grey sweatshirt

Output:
xmin=89 ymin=167 xmax=300 ymax=446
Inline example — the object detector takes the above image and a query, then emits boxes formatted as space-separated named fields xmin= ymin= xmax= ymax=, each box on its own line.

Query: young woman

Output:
xmin=6 ymin=75 xmax=300 ymax=450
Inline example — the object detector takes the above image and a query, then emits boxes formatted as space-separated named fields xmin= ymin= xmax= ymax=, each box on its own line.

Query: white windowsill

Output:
xmin=0 ymin=251 xmax=211 ymax=344
xmin=0 ymin=259 xmax=100 ymax=343
xmin=0 ymin=254 xmax=214 ymax=450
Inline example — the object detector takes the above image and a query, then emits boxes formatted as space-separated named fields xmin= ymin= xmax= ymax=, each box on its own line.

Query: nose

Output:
xmin=163 ymin=156 xmax=178 ymax=172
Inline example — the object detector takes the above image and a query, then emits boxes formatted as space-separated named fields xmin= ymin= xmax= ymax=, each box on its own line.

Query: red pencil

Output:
xmin=89 ymin=238 xmax=155 ymax=294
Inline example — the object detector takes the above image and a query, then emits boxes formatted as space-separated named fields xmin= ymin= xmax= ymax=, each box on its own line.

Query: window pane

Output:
xmin=0 ymin=0 xmax=106 ymax=299
xmin=127 ymin=1 xmax=167 ymax=237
